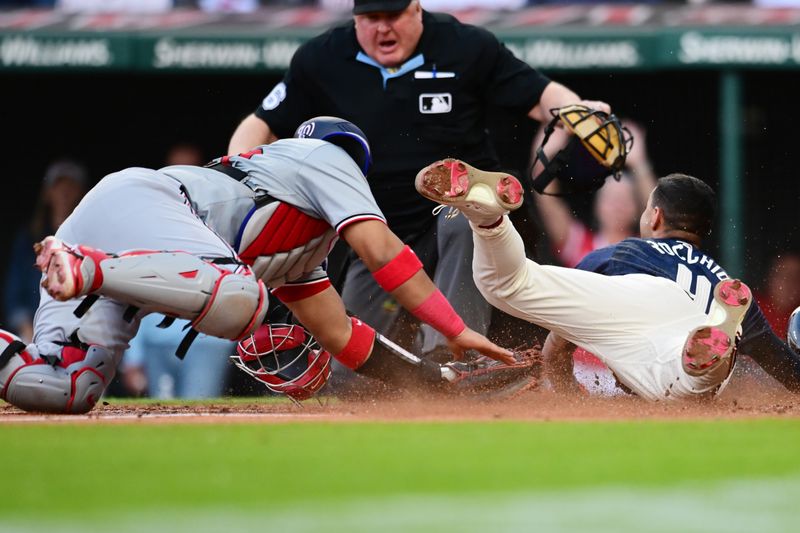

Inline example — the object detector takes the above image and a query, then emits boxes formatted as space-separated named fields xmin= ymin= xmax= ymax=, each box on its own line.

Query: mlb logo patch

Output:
xmin=419 ymin=93 xmax=452 ymax=114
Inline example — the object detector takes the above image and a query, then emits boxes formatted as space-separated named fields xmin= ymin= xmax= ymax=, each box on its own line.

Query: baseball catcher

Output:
xmin=0 ymin=116 xmax=537 ymax=413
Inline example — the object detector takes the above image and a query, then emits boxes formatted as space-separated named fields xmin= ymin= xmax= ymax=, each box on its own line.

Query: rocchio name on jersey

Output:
xmin=644 ymin=239 xmax=729 ymax=281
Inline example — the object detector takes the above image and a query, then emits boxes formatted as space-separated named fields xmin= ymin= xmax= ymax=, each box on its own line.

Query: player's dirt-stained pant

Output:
xmin=1 ymin=168 xmax=248 ymax=413
xmin=471 ymin=217 xmax=730 ymax=400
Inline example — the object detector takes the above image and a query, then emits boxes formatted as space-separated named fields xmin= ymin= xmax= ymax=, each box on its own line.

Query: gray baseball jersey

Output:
xmin=161 ymin=138 xmax=386 ymax=287
xmin=161 ymin=139 xmax=385 ymax=243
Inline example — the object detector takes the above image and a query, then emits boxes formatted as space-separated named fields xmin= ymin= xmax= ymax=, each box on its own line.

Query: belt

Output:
xmin=205 ymin=161 xmax=249 ymax=182
xmin=206 ymin=161 xmax=278 ymax=208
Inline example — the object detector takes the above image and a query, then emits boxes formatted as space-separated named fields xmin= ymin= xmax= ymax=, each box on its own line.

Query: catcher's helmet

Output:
xmin=294 ymin=116 xmax=372 ymax=176
xmin=789 ymin=306 xmax=800 ymax=354
xmin=530 ymin=105 xmax=633 ymax=196
xmin=232 ymin=323 xmax=331 ymax=401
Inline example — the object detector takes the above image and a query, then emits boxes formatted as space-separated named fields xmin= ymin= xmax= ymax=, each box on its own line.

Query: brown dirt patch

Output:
xmin=1 ymin=371 xmax=797 ymax=425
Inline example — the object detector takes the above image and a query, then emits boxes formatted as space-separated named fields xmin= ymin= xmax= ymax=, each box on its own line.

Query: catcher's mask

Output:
xmin=232 ymin=323 xmax=331 ymax=401
xmin=294 ymin=116 xmax=372 ymax=176
xmin=530 ymin=105 xmax=633 ymax=196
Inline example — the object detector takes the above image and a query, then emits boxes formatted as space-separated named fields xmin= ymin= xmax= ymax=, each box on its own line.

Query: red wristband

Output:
xmin=372 ymin=245 xmax=423 ymax=292
xmin=334 ymin=317 xmax=376 ymax=370
xmin=410 ymin=289 xmax=466 ymax=339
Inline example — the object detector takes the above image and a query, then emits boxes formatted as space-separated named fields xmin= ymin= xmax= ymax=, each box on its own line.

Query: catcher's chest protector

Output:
xmin=237 ymin=200 xmax=338 ymax=287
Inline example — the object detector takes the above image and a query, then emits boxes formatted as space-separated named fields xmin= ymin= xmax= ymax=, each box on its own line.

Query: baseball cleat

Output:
xmin=682 ymin=279 xmax=752 ymax=376
xmin=34 ymin=237 xmax=104 ymax=301
xmin=415 ymin=158 xmax=523 ymax=227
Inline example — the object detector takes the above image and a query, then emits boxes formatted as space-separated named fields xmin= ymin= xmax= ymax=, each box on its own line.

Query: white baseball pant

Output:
xmin=471 ymin=218 xmax=729 ymax=400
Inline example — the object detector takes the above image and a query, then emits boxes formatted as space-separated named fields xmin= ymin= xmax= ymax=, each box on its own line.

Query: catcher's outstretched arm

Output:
xmin=340 ymin=219 xmax=514 ymax=365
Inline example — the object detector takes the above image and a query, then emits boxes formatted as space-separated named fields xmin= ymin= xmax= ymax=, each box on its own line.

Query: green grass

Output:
xmin=2 ymin=418 xmax=799 ymax=519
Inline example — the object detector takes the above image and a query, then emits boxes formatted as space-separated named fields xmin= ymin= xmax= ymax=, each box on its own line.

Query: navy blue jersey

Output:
xmin=577 ymin=238 xmax=772 ymax=348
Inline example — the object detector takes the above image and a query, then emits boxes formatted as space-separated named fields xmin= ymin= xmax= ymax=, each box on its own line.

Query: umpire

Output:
xmin=229 ymin=0 xmax=610 ymax=363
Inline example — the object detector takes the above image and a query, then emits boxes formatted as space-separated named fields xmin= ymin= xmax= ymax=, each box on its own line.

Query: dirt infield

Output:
xmin=1 ymin=373 xmax=797 ymax=424
xmin=1 ymin=356 xmax=796 ymax=424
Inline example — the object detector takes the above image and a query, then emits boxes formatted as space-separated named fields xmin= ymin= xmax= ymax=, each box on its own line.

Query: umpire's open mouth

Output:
xmin=379 ymin=39 xmax=398 ymax=52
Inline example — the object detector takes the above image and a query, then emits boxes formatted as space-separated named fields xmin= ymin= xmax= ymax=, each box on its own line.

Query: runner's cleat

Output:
xmin=415 ymin=158 xmax=524 ymax=227
xmin=682 ymin=279 xmax=752 ymax=376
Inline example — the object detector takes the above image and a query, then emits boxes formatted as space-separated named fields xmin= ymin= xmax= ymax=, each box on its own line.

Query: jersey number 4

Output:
xmin=675 ymin=263 xmax=713 ymax=315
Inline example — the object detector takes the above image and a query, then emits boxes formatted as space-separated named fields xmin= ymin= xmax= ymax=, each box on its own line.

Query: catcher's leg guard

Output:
xmin=36 ymin=237 xmax=268 ymax=341
xmin=0 ymin=331 xmax=32 ymax=394
xmin=1 ymin=331 xmax=114 ymax=414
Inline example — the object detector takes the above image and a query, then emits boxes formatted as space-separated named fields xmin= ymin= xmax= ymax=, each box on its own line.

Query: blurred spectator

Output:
xmin=3 ymin=160 xmax=88 ymax=343
xmin=536 ymin=176 xmax=640 ymax=268
xmin=755 ymin=0 xmax=800 ymax=7
xmin=164 ymin=142 xmax=205 ymax=166
xmin=56 ymin=0 xmax=171 ymax=12
xmin=198 ymin=0 xmax=258 ymax=12
xmin=757 ymin=251 xmax=800 ymax=339
xmin=119 ymin=142 xmax=235 ymax=399
xmin=0 ymin=1 xmax=56 ymax=7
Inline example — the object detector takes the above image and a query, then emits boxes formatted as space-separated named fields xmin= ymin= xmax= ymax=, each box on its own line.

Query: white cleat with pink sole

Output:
xmin=682 ymin=278 xmax=752 ymax=376
xmin=415 ymin=158 xmax=524 ymax=227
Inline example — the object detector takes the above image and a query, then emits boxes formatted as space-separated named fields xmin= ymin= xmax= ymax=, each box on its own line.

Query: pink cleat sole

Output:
xmin=415 ymin=158 xmax=524 ymax=211
xmin=682 ymin=279 xmax=752 ymax=376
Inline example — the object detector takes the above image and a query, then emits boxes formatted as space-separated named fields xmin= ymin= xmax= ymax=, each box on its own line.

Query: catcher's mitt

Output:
xmin=442 ymin=346 xmax=542 ymax=399
xmin=530 ymin=104 xmax=633 ymax=196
